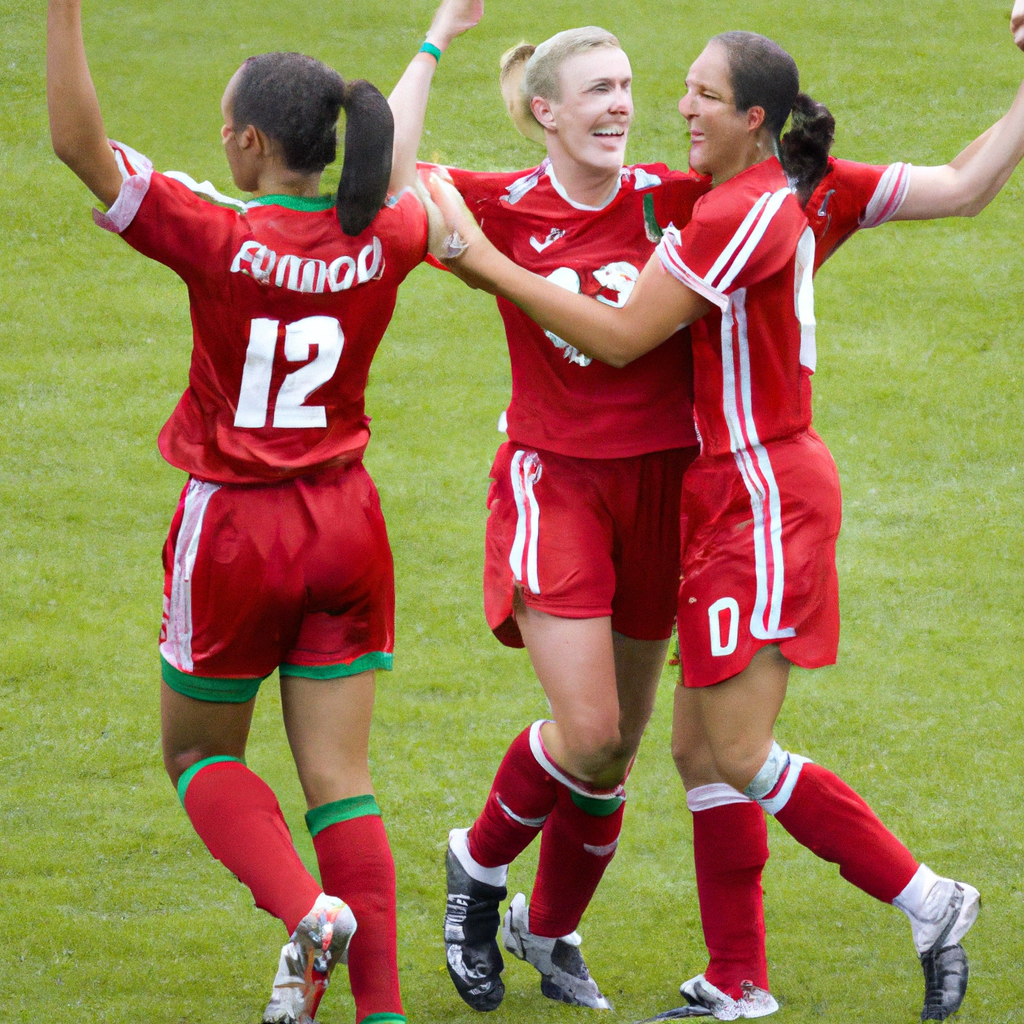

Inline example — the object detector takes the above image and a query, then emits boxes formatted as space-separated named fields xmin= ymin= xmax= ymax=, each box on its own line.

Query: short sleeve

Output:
xmin=656 ymin=186 xmax=799 ymax=310
xmin=380 ymin=187 xmax=429 ymax=278
xmin=854 ymin=161 xmax=910 ymax=228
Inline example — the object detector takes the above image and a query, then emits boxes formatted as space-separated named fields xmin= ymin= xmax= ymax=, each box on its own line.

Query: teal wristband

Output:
xmin=419 ymin=40 xmax=443 ymax=62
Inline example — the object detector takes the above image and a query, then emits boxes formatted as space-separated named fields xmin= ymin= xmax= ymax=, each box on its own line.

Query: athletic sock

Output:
xmin=308 ymin=796 xmax=404 ymax=1023
xmin=179 ymin=757 xmax=322 ymax=935
xmin=765 ymin=760 xmax=919 ymax=902
xmin=468 ymin=721 xmax=559 ymax=869
xmin=528 ymin=781 xmax=625 ymax=938
xmin=688 ymin=785 xmax=769 ymax=998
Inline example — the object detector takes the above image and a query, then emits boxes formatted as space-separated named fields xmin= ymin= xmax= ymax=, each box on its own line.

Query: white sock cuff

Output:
xmin=449 ymin=827 xmax=509 ymax=887
xmin=892 ymin=863 xmax=941 ymax=915
xmin=687 ymin=783 xmax=752 ymax=812
xmin=527 ymin=719 xmax=625 ymax=802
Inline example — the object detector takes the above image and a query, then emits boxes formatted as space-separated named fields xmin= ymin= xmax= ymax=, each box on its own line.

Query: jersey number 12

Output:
xmin=234 ymin=316 xmax=344 ymax=429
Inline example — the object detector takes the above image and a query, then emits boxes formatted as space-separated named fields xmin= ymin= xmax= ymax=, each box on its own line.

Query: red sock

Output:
xmin=181 ymin=758 xmax=321 ymax=934
xmin=691 ymin=795 xmax=769 ymax=998
xmin=468 ymin=723 xmax=558 ymax=869
xmin=311 ymin=808 xmax=403 ymax=1022
xmin=528 ymin=783 xmax=624 ymax=938
xmin=774 ymin=763 xmax=918 ymax=902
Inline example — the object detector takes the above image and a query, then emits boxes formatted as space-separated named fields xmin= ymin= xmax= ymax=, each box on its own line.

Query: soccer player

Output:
xmin=45 ymin=2 xmax=473 ymax=1022
xmin=389 ymin=26 xmax=710 ymax=1011
xmin=426 ymin=30 xmax=980 ymax=1022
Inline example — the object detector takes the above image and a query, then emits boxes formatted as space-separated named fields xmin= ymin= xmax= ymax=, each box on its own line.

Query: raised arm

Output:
xmin=47 ymin=0 xmax=122 ymax=206
xmin=388 ymin=0 xmax=482 ymax=193
xmin=895 ymin=17 xmax=1024 ymax=220
xmin=427 ymin=175 xmax=710 ymax=367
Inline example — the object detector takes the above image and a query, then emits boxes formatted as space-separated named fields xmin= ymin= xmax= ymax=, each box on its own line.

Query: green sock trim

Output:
xmin=280 ymin=651 xmax=393 ymax=679
xmin=177 ymin=755 xmax=245 ymax=807
xmin=306 ymin=794 xmax=381 ymax=837
xmin=359 ymin=1014 xmax=406 ymax=1024
xmin=161 ymin=655 xmax=266 ymax=703
xmin=570 ymin=791 xmax=625 ymax=817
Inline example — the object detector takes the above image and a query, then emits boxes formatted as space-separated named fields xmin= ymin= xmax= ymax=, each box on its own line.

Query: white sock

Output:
xmin=450 ymin=827 xmax=509 ymax=887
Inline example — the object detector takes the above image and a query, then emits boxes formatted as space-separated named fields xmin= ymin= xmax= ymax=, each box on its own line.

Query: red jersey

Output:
xmin=447 ymin=160 xmax=710 ymax=459
xmin=656 ymin=158 xmax=815 ymax=459
xmin=96 ymin=142 xmax=427 ymax=484
xmin=804 ymin=157 xmax=910 ymax=271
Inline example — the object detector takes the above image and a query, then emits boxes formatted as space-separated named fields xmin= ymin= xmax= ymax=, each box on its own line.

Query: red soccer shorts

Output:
xmin=159 ymin=461 xmax=394 ymax=701
xmin=677 ymin=429 xmax=841 ymax=688
xmin=483 ymin=442 xmax=696 ymax=647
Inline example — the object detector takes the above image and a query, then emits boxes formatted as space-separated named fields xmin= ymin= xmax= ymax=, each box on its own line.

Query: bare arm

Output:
xmin=47 ymin=0 xmax=121 ymax=206
xmin=427 ymin=175 xmax=710 ymax=367
xmin=388 ymin=0 xmax=482 ymax=194
xmin=895 ymin=18 xmax=1024 ymax=220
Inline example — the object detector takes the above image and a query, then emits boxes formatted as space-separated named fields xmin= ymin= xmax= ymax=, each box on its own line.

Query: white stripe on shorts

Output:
xmin=508 ymin=450 xmax=543 ymax=595
xmin=162 ymin=479 xmax=220 ymax=674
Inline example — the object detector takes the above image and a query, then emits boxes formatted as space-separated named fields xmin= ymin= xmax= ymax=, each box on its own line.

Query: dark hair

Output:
xmin=780 ymin=93 xmax=836 ymax=204
xmin=711 ymin=32 xmax=834 ymax=205
xmin=232 ymin=52 xmax=394 ymax=236
xmin=711 ymin=31 xmax=800 ymax=141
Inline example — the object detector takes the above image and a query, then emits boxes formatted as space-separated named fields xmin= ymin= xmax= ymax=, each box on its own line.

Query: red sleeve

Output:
xmin=379 ymin=187 xmax=429 ymax=279
xmin=120 ymin=172 xmax=238 ymax=282
xmin=656 ymin=183 xmax=804 ymax=310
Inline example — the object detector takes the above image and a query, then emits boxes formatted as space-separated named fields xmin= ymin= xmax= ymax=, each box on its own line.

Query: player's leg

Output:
xmin=281 ymin=670 xmax=404 ymax=1024
xmin=161 ymin=476 xmax=355 ymax=1024
xmin=696 ymin=647 xmax=978 ymax=1020
xmin=161 ymin=683 xmax=329 ymax=939
xmin=671 ymin=682 xmax=771 ymax=1010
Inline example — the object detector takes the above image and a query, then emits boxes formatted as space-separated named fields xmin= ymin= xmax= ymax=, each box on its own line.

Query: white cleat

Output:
xmin=262 ymin=894 xmax=357 ymax=1024
xmin=502 ymin=892 xmax=612 ymax=1010
xmin=679 ymin=975 xmax=778 ymax=1021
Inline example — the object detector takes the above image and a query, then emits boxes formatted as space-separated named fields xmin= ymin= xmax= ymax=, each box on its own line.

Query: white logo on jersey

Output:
xmin=540 ymin=261 xmax=640 ymax=366
xmin=543 ymin=267 xmax=591 ymax=367
xmin=593 ymin=261 xmax=639 ymax=308
xmin=230 ymin=237 xmax=384 ymax=293
xmin=530 ymin=228 xmax=566 ymax=253
xmin=632 ymin=168 xmax=662 ymax=190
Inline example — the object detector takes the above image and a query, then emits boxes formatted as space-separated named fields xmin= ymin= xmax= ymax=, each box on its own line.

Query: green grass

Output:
xmin=2 ymin=0 xmax=1023 ymax=1020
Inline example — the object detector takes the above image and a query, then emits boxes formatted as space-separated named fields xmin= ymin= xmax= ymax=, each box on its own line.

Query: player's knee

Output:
xmin=710 ymin=735 xmax=778 ymax=794
xmin=163 ymin=747 xmax=207 ymax=788
xmin=562 ymin=719 xmax=625 ymax=783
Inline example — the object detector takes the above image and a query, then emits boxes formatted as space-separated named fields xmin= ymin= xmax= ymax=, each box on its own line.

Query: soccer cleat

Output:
xmin=445 ymin=829 xmax=507 ymax=1011
xmin=678 ymin=975 xmax=778 ymax=1021
xmin=915 ymin=881 xmax=979 ymax=1021
xmin=502 ymin=892 xmax=612 ymax=1010
xmin=262 ymin=894 xmax=357 ymax=1024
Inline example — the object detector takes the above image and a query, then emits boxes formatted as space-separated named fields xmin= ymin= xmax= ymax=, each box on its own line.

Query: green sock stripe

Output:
xmin=570 ymin=791 xmax=625 ymax=817
xmin=359 ymin=1014 xmax=406 ymax=1024
xmin=177 ymin=756 xmax=245 ymax=808
xmin=306 ymin=794 xmax=382 ymax=837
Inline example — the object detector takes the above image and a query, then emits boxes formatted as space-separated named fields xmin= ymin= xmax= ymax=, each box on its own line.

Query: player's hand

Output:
xmin=425 ymin=173 xmax=496 ymax=291
xmin=425 ymin=0 xmax=483 ymax=52
xmin=1013 ymin=0 xmax=1024 ymax=50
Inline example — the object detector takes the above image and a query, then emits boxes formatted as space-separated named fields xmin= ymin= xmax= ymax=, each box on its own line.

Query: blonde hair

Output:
xmin=499 ymin=28 xmax=621 ymax=146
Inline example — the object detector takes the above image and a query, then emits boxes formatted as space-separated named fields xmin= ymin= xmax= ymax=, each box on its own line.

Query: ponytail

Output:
xmin=780 ymin=92 xmax=835 ymax=204
xmin=336 ymin=79 xmax=394 ymax=236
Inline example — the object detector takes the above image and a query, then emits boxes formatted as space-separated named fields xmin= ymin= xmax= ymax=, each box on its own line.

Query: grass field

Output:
xmin=2 ymin=0 xmax=1023 ymax=1021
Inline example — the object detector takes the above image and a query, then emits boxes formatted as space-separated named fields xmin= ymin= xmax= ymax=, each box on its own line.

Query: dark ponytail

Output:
xmin=229 ymin=53 xmax=393 ymax=236
xmin=780 ymin=92 xmax=835 ymax=204
xmin=335 ymin=80 xmax=394 ymax=236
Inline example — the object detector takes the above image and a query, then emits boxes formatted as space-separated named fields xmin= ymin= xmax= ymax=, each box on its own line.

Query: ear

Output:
xmin=746 ymin=105 xmax=766 ymax=133
xmin=530 ymin=95 xmax=557 ymax=131
xmin=235 ymin=124 xmax=260 ymax=152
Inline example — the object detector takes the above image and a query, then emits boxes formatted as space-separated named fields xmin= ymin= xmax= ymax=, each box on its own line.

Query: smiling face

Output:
xmin=531 ymin=46 xmax=633 ymax=176
xmin=678 ymin=41 xmax=764 ymax=182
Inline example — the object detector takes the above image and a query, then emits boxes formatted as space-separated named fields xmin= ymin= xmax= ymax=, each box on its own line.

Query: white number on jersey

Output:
xmin=234 ymin=316 xmax=345 ymax=429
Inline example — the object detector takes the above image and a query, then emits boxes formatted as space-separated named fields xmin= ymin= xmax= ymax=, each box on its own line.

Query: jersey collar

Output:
xmin=251 ymin=194 xmax=336 ymax=211
xmin=545 ymin=162 xmax=625 ymax=212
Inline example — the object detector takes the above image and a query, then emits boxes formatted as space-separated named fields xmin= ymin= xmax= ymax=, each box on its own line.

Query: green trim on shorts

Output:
xmin=359 ymin=1014 xmax=406 ymax=1024
xmin=161 ymin=656 xmax=267 ymax=703
xmin=305 ymin=794 xmax=382 ymax=838
xmin=279 ymin=651 xmax=393 ymax=679
xmin=177 ymin=755 xmax=245 ymax=807
xmin=570 ymin=791 xmax=625 ymax=817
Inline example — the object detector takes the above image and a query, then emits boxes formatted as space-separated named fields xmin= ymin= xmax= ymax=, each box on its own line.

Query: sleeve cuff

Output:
xmin=656 ymin=228 xmax=728 ymax=311
xmin=92 ymin=141 xmax=153 ymax=233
